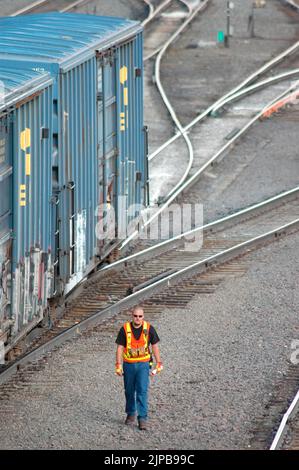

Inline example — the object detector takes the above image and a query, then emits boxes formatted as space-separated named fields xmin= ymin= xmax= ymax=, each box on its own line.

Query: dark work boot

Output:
xmin=125 ymin=415 xmax=135 ymax=425
xmin=138 ymin=419 xmax=147 ymax=431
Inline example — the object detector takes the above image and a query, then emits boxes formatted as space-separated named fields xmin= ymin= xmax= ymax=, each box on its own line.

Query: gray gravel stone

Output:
xmin=0 ymin=231 xmax=298 ymax=450
xmin=0 ymin=0 xmax=35 ymax=15
xmin=0 ymin=0 xmax=147 ymax=18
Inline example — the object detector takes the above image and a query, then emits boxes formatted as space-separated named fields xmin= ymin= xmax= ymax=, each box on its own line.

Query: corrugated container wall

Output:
xmin=58 ymin=57 xmax=98 ymax=288
xmin=12 ymin=85 xmax=53 ymax=335
xmin=57 ymin=31 xmax=145 ymax=289
xmin=0 ymin=113 xmax=13 ymax=334
xmin=0 ymin=68 xmax=53 ymax=344
xmin=0 ymin=13 xmax=146 ymax=342
xmin=116 ymin=32 xmax=145 ymax=223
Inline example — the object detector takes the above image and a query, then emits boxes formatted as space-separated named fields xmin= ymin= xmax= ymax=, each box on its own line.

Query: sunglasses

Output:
xmin=133 ymin=315 xmax=143 ymax=318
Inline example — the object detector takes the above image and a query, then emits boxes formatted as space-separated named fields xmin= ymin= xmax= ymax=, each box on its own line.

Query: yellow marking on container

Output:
xmin=120 ymin=111 xmax=126 ymax=130
xmin=123 ymin=87 xmax=128 ymax=106
xmin=120 ymin=66 xmax=128 ymax=84
xmin=25 ymin=153 xmax=31 ymax=176
xmin=20 ymin=185 xmax=26 ymax=206
xmin=20 ymin=128 xmax=31 ymax=151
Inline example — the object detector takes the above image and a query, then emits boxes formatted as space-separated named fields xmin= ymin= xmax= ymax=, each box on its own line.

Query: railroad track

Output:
xmin=280 ymin=404 xmax=299 ymax=450
xmin=123 ymin=69 xmax=299 ymax=250
xmin=284 ymin=0 xmax=299 ymax=11
xmin=5 ymin=3 xmax=298 ymax=296
xmin=271 ymin=384 xmax=299 ymax=450
xmin=10 ymin=2 xmax=299 ymax=224
xmin=2 ymin=1 xmax=299 ymax=383
xmin=10 ymin=0 xmax=212 ymax=246
xmin=10 ymin=0 xmax=90 ymax=15
xmin=0 ymin=2 xmax=299 ymax=449
xmin=0 ymin=0 xmax=208 ymax=359
xmin=122 ymin=19 xmax=299 ymax=249
xmin=249 ymin=358 xmax=299 ymax=450
xmin=3 ymin=0 xmax=299 ymax=447
xmin=143 ymin=0 xmax=210 ymax=206
xmin=1 ymin=0 xmax=208 ymax=360
xmin=142 ymin=0 xmax=299 ymax=211
xmin=1 ymin=186 xmax=298 ymax=384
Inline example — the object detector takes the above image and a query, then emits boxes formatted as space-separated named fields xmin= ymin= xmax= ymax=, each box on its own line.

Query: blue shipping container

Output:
xmin=0 ymin=13 xmax=146 ymax=348
xmin=0 ymin=65 xmax=53 ymax=345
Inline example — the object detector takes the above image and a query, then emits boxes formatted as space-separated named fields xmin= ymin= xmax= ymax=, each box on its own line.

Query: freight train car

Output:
xmin=0 ymin=65 xmax=54 ymax=349
xmin=0 ymin=13 xmax=147 ymax=354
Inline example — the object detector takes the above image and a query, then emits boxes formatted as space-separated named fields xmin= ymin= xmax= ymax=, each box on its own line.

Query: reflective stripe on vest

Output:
xmin=123 ymin=320 xmax=151 ymax=363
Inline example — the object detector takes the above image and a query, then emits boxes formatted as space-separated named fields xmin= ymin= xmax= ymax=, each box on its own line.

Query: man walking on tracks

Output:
xmin=115 ymin=305 xmax=163 ymax=430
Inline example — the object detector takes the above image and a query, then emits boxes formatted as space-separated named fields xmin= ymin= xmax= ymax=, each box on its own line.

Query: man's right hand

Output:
xmin=115 ymin=363 xmax=123 ymax=376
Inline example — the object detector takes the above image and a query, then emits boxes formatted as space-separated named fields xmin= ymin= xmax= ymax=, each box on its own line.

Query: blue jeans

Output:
xmin=123 ymin=361 xmax=150 ymax=421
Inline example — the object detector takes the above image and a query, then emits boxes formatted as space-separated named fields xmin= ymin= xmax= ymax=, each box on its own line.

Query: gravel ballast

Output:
xmin=0 ymin=232 xmax=298 ymax=449
xmin=0 ymin=0 xmax=298 ymax=451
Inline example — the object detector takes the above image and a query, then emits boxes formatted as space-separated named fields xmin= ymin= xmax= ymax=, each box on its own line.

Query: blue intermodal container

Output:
xmin=0 ymin=13 xmax=146 ymax=350
xmin=0 ymin=65 xmax=53 ymax=346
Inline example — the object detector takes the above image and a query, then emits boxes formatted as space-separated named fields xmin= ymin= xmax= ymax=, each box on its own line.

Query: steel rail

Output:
xmin=120 ymin=82 xmax=299 ymax=249
xmin=10 ymin=0 xmax=50 ymax=15
xmin=145 ymin=5 xmax=299 ymax=200
xmin=284 ymin=0 xmax=299 ymax=10
xmin=211 ymin=69 xmax=299 ymax=115
xmin=142 ymin=0 xmax=173 ymax=27
xmin=120 ymin=0 xmax=209 ymax=248
xmin=153 ymin=0 xmax=200 ymax=201
xmin=99 ymin=186 xmax=299 ymax=273
xmin=9 ymin=0 xmax=171 ymax=21
xmin=139 ymin=218 xmax=299 ymax=292
xmin=1 ymin=216 xmax=298 ymax=387
xmin=143 ymin=0 xmax=191 ymax=61
xmin=270 ymin=388 xmax=299 ymax=450
xmin=10 ymin=0 xmax=91 ymax=15
xmin=120 ymin=23 xmax=299 ymax=251
xmin=143 ymin=1 xmax=209 ymax=205
xmin=60 ymin=0 xmax=90 ymax=13
xmin=143 ymin=0 xmax=155 ymax=25
xmin=170 ymin=83 xmax=299 ymax=193
xmin=162 ymin=69 xmax=299 ymax=200
xmin=149 ymin=40 xmax=299 ymax=161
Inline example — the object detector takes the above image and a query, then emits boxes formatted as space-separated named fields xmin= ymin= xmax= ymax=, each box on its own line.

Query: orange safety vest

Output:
xmin=123 ymin=321 xmax=151 ymax=363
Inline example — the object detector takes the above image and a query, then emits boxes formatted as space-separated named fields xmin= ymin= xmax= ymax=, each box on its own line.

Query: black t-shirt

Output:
xmin=115 ymin=322 xmax=160 ymax=347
